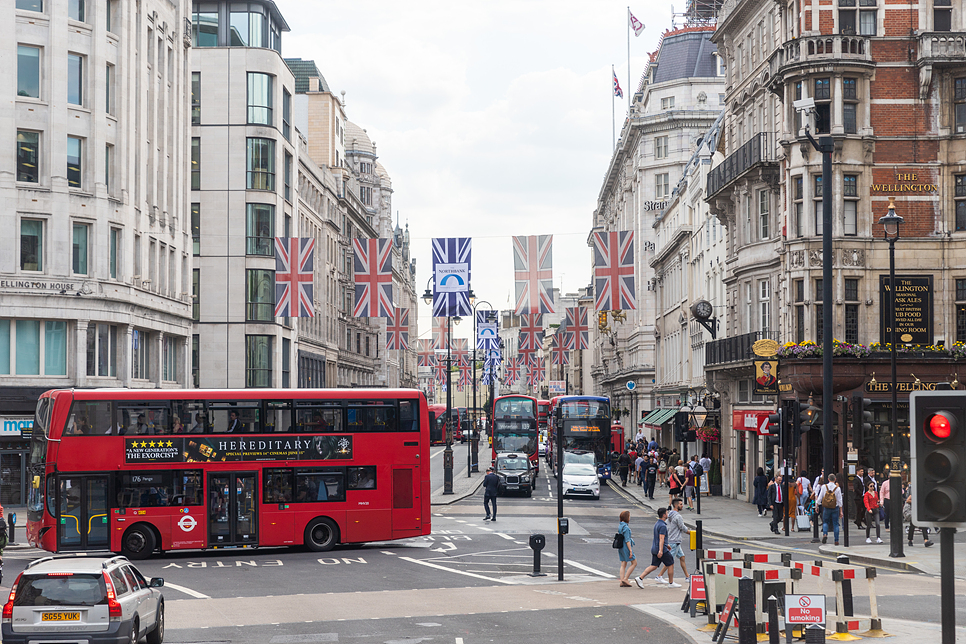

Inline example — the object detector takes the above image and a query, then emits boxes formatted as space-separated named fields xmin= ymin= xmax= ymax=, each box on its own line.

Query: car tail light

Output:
xmin=46 ymin=572 xmax=74 ymax=577
xmin=102 ymin=572 xmax=122 ymax=621
xmin=3 ymin=573 xmax=23 ymax=622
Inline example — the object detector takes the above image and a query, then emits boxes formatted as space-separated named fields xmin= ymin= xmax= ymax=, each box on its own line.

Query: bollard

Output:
xmin=695 ymin=520 xmax=703 ymax=572
xmin=738 ymin=577 xmax=757 ymax=644
xmin=7 ymin=512 xmax=15 ymax=546
xmin=836 ymin=554 xmax=853 ymax=616
xmin=768 ymin=595 xmax=780 ymax=644
xmin=528 ymin=534 xmax=547 ymax=577
xmin=812 ymin=505 xmax=820 ymax=543
xmin=805 ymin=623 xmax=826 ymax=644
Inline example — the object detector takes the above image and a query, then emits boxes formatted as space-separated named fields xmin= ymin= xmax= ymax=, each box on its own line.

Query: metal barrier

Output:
xmin=703 ymin=560 xmax=803 ymax=637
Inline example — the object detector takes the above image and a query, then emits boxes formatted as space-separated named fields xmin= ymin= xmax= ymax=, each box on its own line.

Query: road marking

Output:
xmin=456 ymin=639 xmax=464 ymax=644
xmin=163 ymin=582 xmax=211 ymax=599
xmin=496 ymin=533 xmax=515 ymax=540
xmin=398 ymin=556 xmax=519 ymax=584
xmin=564 ymin=559 xmax=617 ymax=578
xmin=479 ymin=527 xmax=493 ymax=531
xmin=381 ymin=551 xmax=396 ymax=555
xmin=431 ymin=448 xmax=447 ymax=459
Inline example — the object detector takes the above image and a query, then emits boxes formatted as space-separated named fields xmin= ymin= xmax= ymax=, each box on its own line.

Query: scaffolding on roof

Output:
xmin=672 ymin=0 xmax=723 ymax=28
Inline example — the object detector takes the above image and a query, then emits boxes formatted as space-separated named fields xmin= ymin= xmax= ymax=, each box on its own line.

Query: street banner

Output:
xmin=551 ymin=334 xmax=570 ymax=365
xmin=518 ymin=313 xmax=544 ymax=351
xmin=433 ymin=360 xmax=447 ymax=383
xmin=505 ymin=356 xmax=522 ymax=384
xmin=274 ymin=237 xmax=315 ymax=317
xmin=386 ymin=307 xmax=410 ymax=351
xmin=513 ymin=235 xmax=555 ymax=315
xmin=352 ymin=238 xmax=393 ymax=318
xmin=549 ymin=380 xmax=566 ymax=395
xmin=451 ymin=338 xmax=469 ymax=366
xmin=566 ymin=307 xmax=590 ymax=350
xmin=433 ymin=317 xmax=451 ymax=351
xmin=417 ymin=339 xmax=436 ymax=367
xmin=593 ymin=230 xmax=636 ymax=311
xmin=432 ymin=237 xmax=471 ymax=317
xmin=477 ymin=309 xmax=499 ymax=350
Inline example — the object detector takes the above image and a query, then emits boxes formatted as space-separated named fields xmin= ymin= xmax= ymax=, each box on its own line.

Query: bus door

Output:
xmin=208 ymin=472 xmax=258 ymax=547
xmin=57 ymin=475 xmax=109 ymax=550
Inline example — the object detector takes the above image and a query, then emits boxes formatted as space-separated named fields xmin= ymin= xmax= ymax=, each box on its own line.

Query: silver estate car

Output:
xmin=2 ymin=555 xmax=164 ymax=644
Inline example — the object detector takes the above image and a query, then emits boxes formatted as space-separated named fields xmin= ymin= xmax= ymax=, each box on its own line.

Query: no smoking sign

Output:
xmin=786 ymin=594 xmax=825 ymax=625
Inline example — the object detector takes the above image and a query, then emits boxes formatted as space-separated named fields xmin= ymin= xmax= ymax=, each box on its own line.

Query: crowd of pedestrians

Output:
xmin=613 ymin=436 xmax=710 ymax=510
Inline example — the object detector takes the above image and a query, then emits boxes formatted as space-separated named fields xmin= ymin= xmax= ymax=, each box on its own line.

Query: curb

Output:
xmin=816 ymin=545 xmax=928 ymax=574
xmin=430 ymin=476 xmax=485 ymax=506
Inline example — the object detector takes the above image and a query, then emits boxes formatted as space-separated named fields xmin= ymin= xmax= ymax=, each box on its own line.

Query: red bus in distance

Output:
xmin=26 ymin=388 xmax=431 ymax=559
xmin=490 ymin=394 xmax=539 ymax=472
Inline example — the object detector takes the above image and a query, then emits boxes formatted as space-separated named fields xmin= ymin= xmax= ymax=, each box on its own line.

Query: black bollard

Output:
xmin=836 ymin=554 xmax=853 ymax=616
xmin=7 ymin=512 xmax=15 ymax=546
xmin=768 ymin=595 xmax=780 ymax=644
xmin=528 ymin=534 xmax=547 ymax=577
xmin=695 ymin=519 xmax=703 ymax=572
xmin=805 ymin=623 xmax=826 ymax=644
xmin=812 ymin=504 xmax=820 ymax=543
xmin=738 ymin=577 xmax=756 ymax=644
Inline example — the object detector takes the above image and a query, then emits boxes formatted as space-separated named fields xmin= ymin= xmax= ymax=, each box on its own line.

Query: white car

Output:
xmin=561 ymin=463 xmax=600 ymax=499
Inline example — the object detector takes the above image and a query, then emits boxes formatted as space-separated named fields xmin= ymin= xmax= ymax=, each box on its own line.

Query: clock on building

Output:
xmin=691 ymin=299 xmax=713 ymax=320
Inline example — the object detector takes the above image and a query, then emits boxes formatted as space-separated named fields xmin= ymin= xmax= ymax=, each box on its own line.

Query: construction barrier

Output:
xmin=791 ymin=559 xmax=888 ymax=639
xmin=702 ymin=560 xmax=803 ymax=636
xmin=699 ymin=548 xmax=792 ymax=565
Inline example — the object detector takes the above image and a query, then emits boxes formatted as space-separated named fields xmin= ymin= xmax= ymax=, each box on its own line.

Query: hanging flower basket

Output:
xmin=696 ymin=426 xmax=720 ymax=442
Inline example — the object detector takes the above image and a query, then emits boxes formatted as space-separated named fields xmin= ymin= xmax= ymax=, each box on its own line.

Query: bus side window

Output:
xmin=347 ymin=466 xmax=376 ymax=489
xmin=65 ymin=400 xmax=111 ymax=435
xmin=266 ymin=402 xmax=292 ymax=433
xmin=399 ymin=401 xmax=417 ymax=432
xmin=263 ymin=468 xmax=293 ymax=503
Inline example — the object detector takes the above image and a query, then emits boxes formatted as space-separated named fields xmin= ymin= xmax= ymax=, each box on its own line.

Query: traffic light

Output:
xmin=597 ymin=311 xmax=608 ymax=332
xmin=674 ymin=411 xmax=688 ymax=443
xmin=853 ymin=395 xmax=873 ymax=435
xmin=766 ymin=409 xmax=783 ymax=447
xmin=910 ymin=391 xmax=966 ymax=527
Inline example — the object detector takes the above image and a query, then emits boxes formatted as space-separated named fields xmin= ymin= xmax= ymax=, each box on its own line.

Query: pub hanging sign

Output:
xmin=878 ymin=275 xmax=933 ymax=346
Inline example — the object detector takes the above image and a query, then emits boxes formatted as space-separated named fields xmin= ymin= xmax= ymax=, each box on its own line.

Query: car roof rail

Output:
xmin=25 ymin=553 xmax=110 ymax=570
xmin=101 ymin=555 xmax=130 ymax=569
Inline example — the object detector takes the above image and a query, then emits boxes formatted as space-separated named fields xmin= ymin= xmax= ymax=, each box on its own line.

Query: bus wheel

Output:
xmin=121 ymin=524 xmax=156 ymax=560
xmin=305 ymin=517 xmax=339 ymax=552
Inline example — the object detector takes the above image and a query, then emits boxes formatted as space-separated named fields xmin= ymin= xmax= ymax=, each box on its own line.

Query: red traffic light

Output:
xmin=926 ymin=411 xmax=956 ymax=442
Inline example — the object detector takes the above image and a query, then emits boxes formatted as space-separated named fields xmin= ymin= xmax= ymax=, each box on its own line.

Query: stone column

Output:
xmin=120 ymin=325 xmax=133 ymax=387
xmin=75 ymin=320 xmax=90 ymax=387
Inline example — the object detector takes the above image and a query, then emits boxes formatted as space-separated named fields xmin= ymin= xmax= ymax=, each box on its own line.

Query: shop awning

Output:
xmin=644 ymin=408 xmax=677 ymax=427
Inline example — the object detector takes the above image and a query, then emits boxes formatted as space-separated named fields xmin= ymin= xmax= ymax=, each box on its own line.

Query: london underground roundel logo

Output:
xmin=178 ymin=515 xmax=197 ymax=532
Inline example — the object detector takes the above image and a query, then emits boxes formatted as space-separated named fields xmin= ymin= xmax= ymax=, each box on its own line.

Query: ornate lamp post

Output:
xmin=878 ymin=196 xmax=904 ymax=558
xmin=471 ymin=297 xmax=492 ymax=476
xmin=423 ymin=285 xmax=461 ymax=495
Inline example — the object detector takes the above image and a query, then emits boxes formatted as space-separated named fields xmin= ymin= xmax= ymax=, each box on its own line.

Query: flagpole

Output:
xmin=611 ymin=65 xmax=616 ymax=152
xmin=627 ymin=6 xmax=631 ymax=113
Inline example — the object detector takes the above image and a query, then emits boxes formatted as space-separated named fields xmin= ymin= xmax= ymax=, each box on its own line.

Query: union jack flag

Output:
xmin=274 ymin=237 xmax=315 ymax=317
xmin=518 ymin=314 xmax=544 ymax=352
xmin=505 ymin=356 xmax=522 ymax=384
xmin=432 ymin=238 xmax=472 ymax=317
xmin=551 ymin=334 xmax=570 ymax=366
xmin=613 ymin=68 xmax=623 ymax=98
xmin=513 ymin=235 xmax=555 ymax=315
xmin=528 ymin=357 xmax=546 ymax=387
xmin=417 ymin=339 xmax=436 ymax=367
xmin=451 ymin=338 xmax=469 ymax=366
xmin=593 ymin=230 xmax=636 ymax=311
xmin=433 ymin=360 xmax=447 ymax=383
xmin=386 ymin=307 xmax=410 ymax=351
xmin=566 ymin=307 xmax=590 ymax=351
xmin=433 ymin=317 xmax=451 ymax=351
xmin=458 ymin=362 xmax=472 ymax=390
xmin=556 ymin=316 xmax=573 ymax=352
xmin=352 ymin=238 xmax=393 ymax=318
xmin=518 ymin=348 xmax=535 ymax=370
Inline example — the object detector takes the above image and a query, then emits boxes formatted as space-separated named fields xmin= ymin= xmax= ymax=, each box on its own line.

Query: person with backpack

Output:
xmin=816 ymin=473 xmax=843 ymax=545
xmin=616 ymin=510 xmax=637 ymax=586
xmin=618 ymin=451 xmax=631 ymax=487
xmin=658 ymin=455 xmax=668 ymax=488
xmin=645 ymin=457 xmax=658 ymax=500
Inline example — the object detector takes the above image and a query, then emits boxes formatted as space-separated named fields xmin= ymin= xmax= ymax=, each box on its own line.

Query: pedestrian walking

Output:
xmin=482 ymin=466 xmax=500 ymax=522
xmin=768 ymin=473 xmax=785 ymax=534
xmin=628 ymin=447 xmax=638 ymax=484
xmin=903 ymin=487 xmax=933 ymax=547
xmin=852 ymin=467 xmax=867 ymax=530
xmin=683 ymin=466 xmax=696 ymax=511
xmin=617 ymin=510 xmax=637 ymax=587
xmin=879 ymin=477 xmax=891 ymax=529
xmin=753 ymin=467 xmax=769 ymax=517
xmin=658 ymin=454 xmax=668 ymax=488
xmin=816 ymin=473 xmax=843 ymax=545
xmin=863 ymin=481 xmax=882 ymax=543
xmin=796 ymin=471 xmax=811 ymax=509
xmin=635 ymin=507 xmax=680 ymax=588
xmin=657 ymin=498 xmax=690 ymax=583
xmin=634 ymin=454 xmax=645 ymax=487
xmin=668 ymin=465 xmax=684 ymax=507
xmin=645 ymin=457 xmax=658 ymax=500
xmin=618 ymin=451 xmax=630 ymax=487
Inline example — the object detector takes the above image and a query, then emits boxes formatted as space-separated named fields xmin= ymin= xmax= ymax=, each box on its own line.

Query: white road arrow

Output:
xmin=431 ymin=542 xmax=457 ymax=553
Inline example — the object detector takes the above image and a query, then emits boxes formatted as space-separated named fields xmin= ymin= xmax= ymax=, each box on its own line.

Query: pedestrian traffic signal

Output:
xmin=673 ymin=411 xmax=688 ymax=443
xmin=766 ymin=409 xmax=783 ymax=446
xmin=910 ymin=390 xmax=966 ymax=527
xmin=853 ymin=396 xmax=873 ymax=434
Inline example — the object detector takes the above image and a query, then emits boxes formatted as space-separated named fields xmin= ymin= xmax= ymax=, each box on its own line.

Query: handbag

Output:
xmin=612 ymin=531 xmax=625 ymax=549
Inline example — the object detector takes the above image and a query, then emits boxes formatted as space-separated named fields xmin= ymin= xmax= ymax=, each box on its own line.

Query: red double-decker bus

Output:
xmin=26 ymin=388 xmax=431 ymax=559
xmin=490 ymin=394 xmax=539 ymax=472
xmin=428 ymin=404 xmax=447 ymax=445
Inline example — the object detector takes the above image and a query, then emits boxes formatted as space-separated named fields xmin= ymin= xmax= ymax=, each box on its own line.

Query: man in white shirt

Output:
xmin=699 ymin=454 xmax=712 ymax=474
xmin=815 ymin=473 xmax=844 ymax=545
xmin=796 ymin=471 xmax=811 ymax=508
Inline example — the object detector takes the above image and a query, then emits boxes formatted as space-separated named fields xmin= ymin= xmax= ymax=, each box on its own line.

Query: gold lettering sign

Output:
xmin=753 ymin=338 xmax=781 ymax=357
xmin=864 ymin=381 xmax=940 ymax=393
xmin=870 ymin=173 xmax=938 ymax=194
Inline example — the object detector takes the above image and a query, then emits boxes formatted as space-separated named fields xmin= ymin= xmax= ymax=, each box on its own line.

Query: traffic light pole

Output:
xmin=941 ymin=527 xmax=956 ymax=644
xmin=887 ymin=232 xmax=903 ymax=558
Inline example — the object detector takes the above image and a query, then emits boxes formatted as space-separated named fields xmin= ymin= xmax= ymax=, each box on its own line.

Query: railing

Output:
xmin=705 ymin=331 xmax=761 ymax=366
xmin=918 ymin=32 xmax=966 ymax=63
xmin=769 ymin=35 xmax=872 ymax=77
xmin=706 ymin=132 xmax=775 ymax=197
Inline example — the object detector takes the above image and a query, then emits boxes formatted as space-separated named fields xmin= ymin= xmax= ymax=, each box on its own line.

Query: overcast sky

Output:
xmin=275 ymin=0 xmax=673 ymax=340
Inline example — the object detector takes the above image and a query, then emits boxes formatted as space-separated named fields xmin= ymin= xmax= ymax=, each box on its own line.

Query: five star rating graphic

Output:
xmin=132 ymin=440 xmax=175 ymax=447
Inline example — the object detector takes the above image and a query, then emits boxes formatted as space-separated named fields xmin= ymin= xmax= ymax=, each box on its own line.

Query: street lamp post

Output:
xmin=471 ymin=298 xmax=492 ymax=476
xmin=879 ymin=196 xmax=904 ymax=558
xmin=423 ymin=285 xmax=458 ymax=495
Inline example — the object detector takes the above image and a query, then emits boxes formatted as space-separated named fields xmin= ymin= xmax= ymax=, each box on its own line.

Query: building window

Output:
xmin=132 ymin=329 xmax=150 ymax=380
xmin=935 ymin=0 xmax=952 ymax=31
xmin=655 ymin=173 xmax=670 ymax=199
xmin=21 ymin=218 xmax=44 ymax=272
xmin=189 ymin=204 xmax=200 ymax=255
xmin=758 ymin=279 xmax=770 ymax=337
xmin=68 ymin=53 xmax=83 ymax=105
xmin=67 ymin=136 xmax=82 ymax=188
xmin=191 ymin=72 xmax=201 ymax=125
xmin=661 ymin=96 xmax=675 ymax=110
xmin=109 ymin=228 xmax=119 ymax=279
xmin=957 ymin=279 xmax=966 ymax=342
xmin=0 ymin=320 xmax=66 ymax=376
xmin=246 ymin=204 xmax=275 ymax=255
xmin=68 ymin=0 xmax=84 ymax=21
xmin=247 ymin=72 xmax=273 ymax=125
xmin=105 ymin=144 xmax=113 ymax=194
xmin=956 ymin=79 xmax=966 ymax=134
xmin=840 ymin=0 xmax=857 ymax=33
xmin=86 ymin=323 xmax=117 ymax=377
xmin=815 ymin=279 xmax=824 ymax=343
xmin=356 ymin=333 xmax=361 ymax=354
xmin=17 ymin=131 xmax=39 ymax=183
xmin=956 ymin=175 xmax=966 ymax=231
xmin=246 ymin=335 xmax=272 ymax=387
xmin=814 ymin=78 xmax=831 ymax=133
xmin=247 ymin=138 xmax=275 ymax=190
xmin=793 ymin=176 xmax=804 ymax=237
xmin=17 ymin=45 xmax=40 ymax=98
xmin=844 ymin=278 xmax=859 ymax=344
xmin=843 ymin=174 xmax=858 ymax=235
xmin=794 ymin=279 xmax=805 ymax=343
xmin=282 ymin=338 xmax=291 ymax=388
xmin=758 ymin=189 xmax=769 ymax=240
xmin=284 ymin=153 xmax=292 ymax=202
xmin=282 ymin=89 xmax=291 ymax=140
xmin=859 ymin=5 xmax=877 ymax=36
xmin=16 ymin=0 xmax=43 ymax=11
xmin=192 ymin=11 xmax=218 ymax=47
xmin=106 ymin=63 xmax=115 ymax=114
xmin=655 ymin=136 xmax=668 ymax=159
xmin=191 ymin=138 xmax=200 ymax=189
xmin=231 ymin=8 xmax=267 ymax=48
xmin=813 ymin=174 xmax=823 ymax=236
xmin=162 ymin=337 xmax=177 ymax=382
xmin=246 ymin=269 xmax=274 ymax=321
xmin=192 ymin=269 xmax=200 ymax=321
xmin=843 ymin=77 xmax=857 ymax=100
xmin=192 ymin=335 xmax=200 ymax=388
xmin=72 ymin=222 xmax=89 ymax=275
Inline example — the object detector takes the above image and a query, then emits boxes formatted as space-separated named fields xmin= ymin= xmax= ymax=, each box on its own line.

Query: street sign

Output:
xmin=548 ymin=380 xmax=566 ymax=395
xmin=785 ymin=594 xmax=826 ymax=625
xmin=626 ymin=381 xmax=636 ymax=391
xmin=688 ymin=573 xmax=706 ymax=600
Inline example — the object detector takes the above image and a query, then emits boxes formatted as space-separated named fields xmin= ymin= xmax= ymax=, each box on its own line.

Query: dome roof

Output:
xmin=345 ymin=120 xmax=374 ymax=155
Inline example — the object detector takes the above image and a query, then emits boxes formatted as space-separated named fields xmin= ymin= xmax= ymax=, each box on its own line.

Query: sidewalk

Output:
xmin=430 ymin=461 xmax=485 ymax=505
xmin=608 ymin=479 xmax=966 ymax=578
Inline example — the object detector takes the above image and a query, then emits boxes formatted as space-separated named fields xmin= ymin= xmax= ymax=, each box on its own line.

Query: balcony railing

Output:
xmin=918 ymin=32 xmax=966 ymax=64
xmin=705 ymin=331 xmax=761 ymax=366
xmin=706 ymin=132 xmax=775 ymax=198
xmin=770 ymin=35 xmax=872 ymax=76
